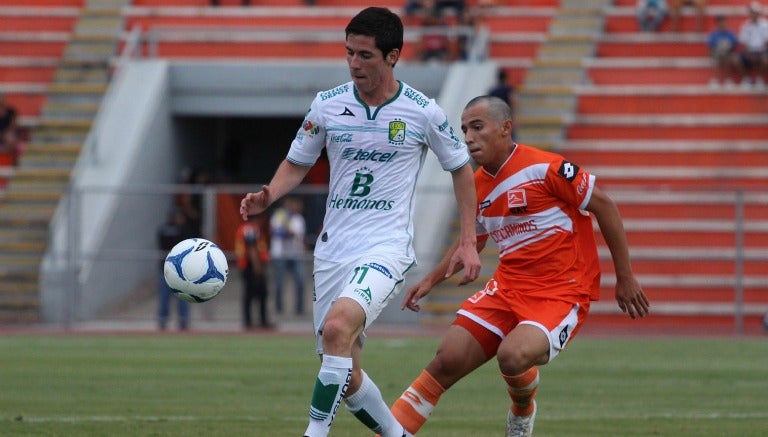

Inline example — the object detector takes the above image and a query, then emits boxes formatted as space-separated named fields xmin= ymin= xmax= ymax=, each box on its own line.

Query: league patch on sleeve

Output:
xmin=557 ymin=160 xmax=580 ymax=182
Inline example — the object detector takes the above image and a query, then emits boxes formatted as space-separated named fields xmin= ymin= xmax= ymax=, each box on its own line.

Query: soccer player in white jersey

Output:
xmin=239 ymin=7 xmax=481 ymax=437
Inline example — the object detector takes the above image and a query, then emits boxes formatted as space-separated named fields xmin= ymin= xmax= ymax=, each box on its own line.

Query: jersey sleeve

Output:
xmin=423 ymin=101 xmax=470 ymax=172
xmin=286 ymin=95 xmax=326 ymax=167
xmin=547 ymin=158 xmax=595 ymax=210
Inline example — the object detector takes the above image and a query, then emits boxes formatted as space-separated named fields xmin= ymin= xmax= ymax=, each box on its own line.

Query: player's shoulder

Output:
xmin=400 ymin=82 xmax=431 ymax=106
xmin=314 ymin=81 xmax=355 ymax=104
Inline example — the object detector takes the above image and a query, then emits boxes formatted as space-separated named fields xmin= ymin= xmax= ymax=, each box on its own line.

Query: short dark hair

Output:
xmin=345 ymin=7 xmax=404 ymax=58
xmin=465 ymin=95 xmax=514 ymax=122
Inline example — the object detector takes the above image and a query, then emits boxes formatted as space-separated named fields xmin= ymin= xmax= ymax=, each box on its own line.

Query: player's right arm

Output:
xmin=239 ymin=160 xmax=311 ymax=220
xmin=402 ymin=237 xmax=487 ymax=312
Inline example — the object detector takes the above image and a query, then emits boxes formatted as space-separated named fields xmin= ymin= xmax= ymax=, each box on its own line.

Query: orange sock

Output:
xmin=390 ymin=370 xmax=446 ymax=434
xmin=502 ymin=366 xmax=539 ymax=417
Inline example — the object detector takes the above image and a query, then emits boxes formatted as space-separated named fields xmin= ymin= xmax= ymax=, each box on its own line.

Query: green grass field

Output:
xmin=1 ymin=334 xmax=767 ymax=436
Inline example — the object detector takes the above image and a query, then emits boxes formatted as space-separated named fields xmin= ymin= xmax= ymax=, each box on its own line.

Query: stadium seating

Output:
xmin=560 ymin=1 xmax=768 ymax=333
xmin=1 ymin=0 xmax=765 ymax=333
xmin=421 ymin=0 xmax=768 ymax=334
xmin=0 ymin=0 xmax=113 ymax=322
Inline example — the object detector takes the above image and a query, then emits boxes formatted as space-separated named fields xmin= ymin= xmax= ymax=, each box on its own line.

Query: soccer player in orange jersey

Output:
xmin=388 ymin=96 xmax=650 ymax=436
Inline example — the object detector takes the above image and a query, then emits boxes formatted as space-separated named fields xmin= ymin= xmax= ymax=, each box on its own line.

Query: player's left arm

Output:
xmin=586 ymin=185 xmax=650 ymax=319
xmin=448 ymin=163 xmax=482 ymax=285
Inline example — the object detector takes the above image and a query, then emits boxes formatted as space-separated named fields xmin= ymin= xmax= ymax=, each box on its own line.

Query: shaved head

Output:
xmin=464 ymin=95 xmax=513 ymax=123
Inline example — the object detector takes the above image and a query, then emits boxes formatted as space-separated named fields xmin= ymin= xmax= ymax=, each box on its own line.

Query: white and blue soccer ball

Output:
xmin=163 ymin=238 xmax=228 ymax=303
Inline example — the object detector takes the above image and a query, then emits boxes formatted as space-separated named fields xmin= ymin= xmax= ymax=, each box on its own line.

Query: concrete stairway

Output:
xmin=516 ymin=0 xmax=610 ymax=149
xmin=420 ymin=0 xmax=611 ymax=326
xmin=0 ymin=0 xmax=128 ymax=323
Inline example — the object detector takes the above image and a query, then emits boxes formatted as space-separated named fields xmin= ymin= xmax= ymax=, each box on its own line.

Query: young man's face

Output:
xmin=346 ymin=34 xmax=393 ymax=96
xmin=461 ymin=103 xmax=510 ymax=168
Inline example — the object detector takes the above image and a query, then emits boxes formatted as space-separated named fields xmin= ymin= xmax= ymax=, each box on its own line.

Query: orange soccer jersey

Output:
xmin=475 ymin=144 xmax=601 ymax=301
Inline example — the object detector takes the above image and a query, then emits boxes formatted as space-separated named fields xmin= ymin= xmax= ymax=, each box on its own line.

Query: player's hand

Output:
xmin=614 ymin=274 xmax=649 ymax=319
xmin=448 ymin=242 xmax=481 ymax=285
xmin=401 ymin=280 xmax=433 ymax=312
xmin=239 ymin=185 xmax=271 ymax=220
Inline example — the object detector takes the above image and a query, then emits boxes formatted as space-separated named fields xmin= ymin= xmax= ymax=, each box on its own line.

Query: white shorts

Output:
xmin=312 ymin=253 xmax=415 ymax=355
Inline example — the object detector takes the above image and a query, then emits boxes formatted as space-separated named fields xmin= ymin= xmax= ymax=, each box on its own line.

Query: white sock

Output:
xmin=344 ymin=370 xmax=405 ymax=437
xmin=304 ymin=355 xmax=353 ymax=437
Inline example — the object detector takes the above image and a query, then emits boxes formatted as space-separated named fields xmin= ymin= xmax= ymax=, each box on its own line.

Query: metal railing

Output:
xmin=43 ymin=184 xmax=768 ymax=333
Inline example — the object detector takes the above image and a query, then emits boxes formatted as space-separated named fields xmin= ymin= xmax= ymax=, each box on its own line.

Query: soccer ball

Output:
xmin=163 ymin=238 xmax=228 ymax=303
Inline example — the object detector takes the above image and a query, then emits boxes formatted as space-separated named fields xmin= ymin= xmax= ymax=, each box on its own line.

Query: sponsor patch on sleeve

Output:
xmin=557 ymin=160 xmax=580 ymax=182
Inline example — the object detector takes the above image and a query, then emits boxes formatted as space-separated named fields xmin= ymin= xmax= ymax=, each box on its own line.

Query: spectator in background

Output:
xmin=456 ymin=5 xmax=480 ymax=60
xmin=404 ymin=0 xmax=435 ymax=19
xmin=738 ymin=1 xmax=768 ymax=88
xmin=157 ymin=208 xmax=195 ymax=331
xmin=0 ymin=93 xmax=20 ymax=163
xmin=669 ymin=0 xmax=706 ymax=32
xmin=302 ymin=149 xmax=329 ymax=249
xmin=637 ymin=0 xmax=668 ymax=31
xmin=708 ymin=14 xmax=742 ymax=87
xmin=434 ymin=0 xmax=466 ymax=16
xmin=417 ymin=13 xmax=453 ymax=62
xmin=269 ymin=196 xmax=307 ymax=316
xmin=487 ymin=68 xmax=518 ymax=141
xmin=176 ymin=167 xmax=209 ymax=237
xmin=235 ymin=215 xmax=272 ymax=330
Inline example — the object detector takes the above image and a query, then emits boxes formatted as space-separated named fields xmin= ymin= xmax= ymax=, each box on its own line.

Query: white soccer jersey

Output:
xmin=287 ymin=80 xmax=469 ymax=263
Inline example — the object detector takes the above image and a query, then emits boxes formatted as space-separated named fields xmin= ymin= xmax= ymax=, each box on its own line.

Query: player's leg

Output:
xmin=177 ymin=297 xmax=190 ymax=330
xmin=256 ymin=274 xmax=270 ymax=328
xmin=157 ymin=271 xmax=171 ymax=330
xmin=338 ymin=258 xmax=413 ymax=437
xmin=305 ymin=257 xmax=410 ymax=437
xmin=497 ymin=324 xmax=548 ymax=437
xmin=241 ymin=270 xmax=254 ymax=329
xmin=289 ymin=258 xmax=306 ymax=315
xmin=390 ymin=323 xmax=490 ymax=435
xmin=272 ymin=258 xmax=286 ymax=314
xmin=344 ymin=338 xmax=406 ymax=437
xmin=498 ymin=295 xmax=590 ymax=436
xmin=304 ymin=261 xmax=357 ymax=437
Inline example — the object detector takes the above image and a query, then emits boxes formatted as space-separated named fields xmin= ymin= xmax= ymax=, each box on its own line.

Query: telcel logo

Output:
xmin=341 ymin=148 xmax=398 ymax=162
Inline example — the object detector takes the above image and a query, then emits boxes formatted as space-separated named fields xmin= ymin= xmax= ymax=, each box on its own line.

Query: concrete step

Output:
xmin=29 ymin=118 xmax=92 ymax=141
xmin=0 ymin=299 xmax=41 ymax=324
xmin=1 ymin=189 xmax=63 ymax=203
xmin=0 ymin=252 xmax=44 ymax=268
xmin=0 ymin=203 xmax=57 ymax=221
xmin=47 ymin=82 xmax=108 ymax=96
xmin=0 ymin=227 xmax=48 ymax=243
xmin=6 ymin=180 xmax=69 ymax=194
xmin=23 ymin=142 xmax=83 ymax=156
xmin=53 ymin=67 xmax=110 ymax=85
xmin=12 ymin=167 xmax=71 ymax=183
xmin=524 ymin=67 xmax=586 ymax=86
xmin=0 ymin=279 xmax=39 ymax=295
xmin=18 ymin=153 xmax=79 ymax=169
xmin=536 ymin=35 xmax=595 ymax=60
xmin=0 ymin=240 xmax=47 ymax=255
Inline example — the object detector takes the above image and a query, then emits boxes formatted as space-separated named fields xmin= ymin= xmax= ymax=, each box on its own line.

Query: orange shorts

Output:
xmin=453 ymin=278 xmax=591 ymax=360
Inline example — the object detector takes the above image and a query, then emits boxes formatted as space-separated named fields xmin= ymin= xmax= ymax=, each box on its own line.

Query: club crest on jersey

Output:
xmin=389 ymin=120 xmax=406 ymax=145
xmin=507 ymin=189 xmax=527 ymax=214
xmin=302 ymin=119 xmax=319 ymax=137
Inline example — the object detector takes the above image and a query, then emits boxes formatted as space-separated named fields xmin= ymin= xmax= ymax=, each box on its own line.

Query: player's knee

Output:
xmin=496 ymin=345 xmax=544 ymax=376
xmin=321 ymin=317 xmax=356 ymax=351
xmin=426 ymin=348 xmax=467 ymax=386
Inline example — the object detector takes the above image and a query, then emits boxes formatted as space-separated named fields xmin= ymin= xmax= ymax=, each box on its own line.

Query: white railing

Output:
xmin=44 ymin=184 xmax=768 ymax=333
